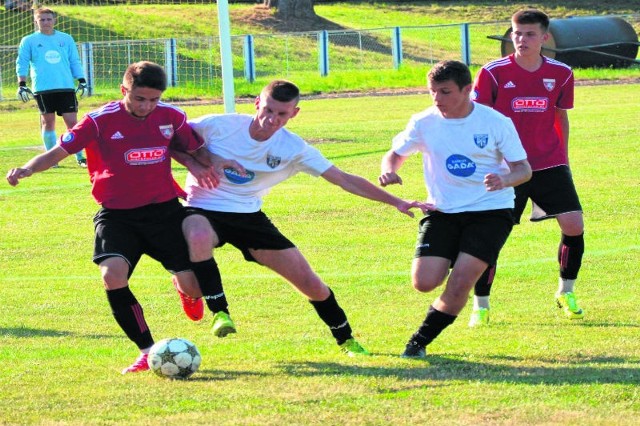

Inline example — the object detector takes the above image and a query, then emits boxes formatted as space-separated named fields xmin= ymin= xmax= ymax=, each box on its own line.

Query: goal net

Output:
xmin=1 ymin=0 xmax=224 ymax=100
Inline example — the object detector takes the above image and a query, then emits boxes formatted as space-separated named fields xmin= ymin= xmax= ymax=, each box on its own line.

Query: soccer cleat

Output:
xmin=172 ymin=277 xmax=204 ymax=321
xmin=211 ymin=311 xmax=236 ymax=337
xmin=468 ymin=307 xmax=490 ymax=327
xmin=121 ymin=353 xmax=149 ymax=374
xmin=77 ymin=158 xmax=87 ymax=167
xmin=401 ymin=341 xmax=426 ymax=359
xmin=556 ymin=292 xmax=585 ymax=319
xmin=339 ymin=338 xmax=370 ymax=357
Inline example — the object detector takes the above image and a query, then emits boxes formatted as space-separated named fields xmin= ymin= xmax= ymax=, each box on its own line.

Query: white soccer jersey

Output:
xmin=186 ymin=113 xmax=333 ymax=213
xmin=392 ymin=103 xmax=527 ymax=213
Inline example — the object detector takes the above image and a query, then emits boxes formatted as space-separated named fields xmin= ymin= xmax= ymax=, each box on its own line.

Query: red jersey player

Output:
xmin=468 ymin=9 xmax=585 ymax=326
xmin=6 ymin=61 xmax=237 ymax=374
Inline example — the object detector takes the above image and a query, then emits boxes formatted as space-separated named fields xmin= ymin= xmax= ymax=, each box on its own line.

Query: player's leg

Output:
xmin=555 ymin=211 xmax=585 ymax=319
xmin=33 ymin=94 xmax=58 ymax=152
xmin=251 ymin=247 xmax=369 ymax=356
xmin=401 ymin=255 xmax=459 ymax=358
xmin=529 ymin=166 xmax=585 ymax=319
xmin=40 ymin=113 xmax=57 ymax=151
xmin=470 ymin=182 xmax=526 ymax=327
xmin=94 ymin=218 xmax=153 ymax=373
xmin=181 ymin=211 xmax=234 ymax=336
xmin=61 ymin=108 xmax=86 ymax=166
xmin=468 ymin=265 xmax=495 ymax=327
xmin=403 ymin=211 xmax=512 ymax=358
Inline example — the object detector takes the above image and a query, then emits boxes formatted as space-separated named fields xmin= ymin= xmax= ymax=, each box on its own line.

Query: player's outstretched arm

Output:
xmin=321 ymin=166 xmax=432 ymax=218
xmin=6 ymin=146 xmax=69 ymax=186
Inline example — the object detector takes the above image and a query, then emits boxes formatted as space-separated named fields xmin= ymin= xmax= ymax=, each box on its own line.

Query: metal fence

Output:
xmin=2 ymin=16 xmax=638 ymax=101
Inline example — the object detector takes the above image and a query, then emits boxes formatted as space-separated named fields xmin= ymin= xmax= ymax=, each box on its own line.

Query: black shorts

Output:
xmin=414 ymin=209 xmax=514 ymax=266
xmin=34 ymin=91 xmax=78 ymax=116
xmin=514 ymin=165 xmax=583 ymax=223
xmin=184 ymin=208 xmax=295 ymax=263
xmin=93 ymin=198 xmax=191 ymax=276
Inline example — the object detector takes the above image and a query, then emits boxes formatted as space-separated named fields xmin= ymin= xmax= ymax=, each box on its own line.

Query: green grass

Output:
xmin=1 ymin=83 xmax=639 ymax=424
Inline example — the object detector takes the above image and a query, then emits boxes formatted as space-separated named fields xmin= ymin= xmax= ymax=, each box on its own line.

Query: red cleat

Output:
xmin=121 ymin=353 xmax=149 ymax=374
xmin=173 ymin=276 xmax=204 ymax=321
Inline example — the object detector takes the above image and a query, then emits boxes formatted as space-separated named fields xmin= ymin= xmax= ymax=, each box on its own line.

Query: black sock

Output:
xmin=309 ymin=288 xmax=352 ymax=345
xmin=191 ymin=258 xmax=229 ymax=314
xmin=409 ymin=306 xmax=456 ymax=348
xmin=558 ymin=233 xmax=584 ymax=280
xmin=473 ymin=264 xmax=496 ymax=297
xmin=106 ymin=287 xmax=153 ymax=350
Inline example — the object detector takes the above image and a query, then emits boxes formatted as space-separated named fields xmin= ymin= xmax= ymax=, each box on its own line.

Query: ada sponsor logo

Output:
xmin=473 ymin=134 xmax=489 ymax=149
xmin=124 ymin=147 xmax=166 ymax=165
xmin=159 ymin=125 xmax=174 ymax=139
xmin=61 ymin=132 xmax=75 ymax=144
xmin=224 ymin=168 xmax=255 ymax=184
xmin=266 ymin=155 xmax=281 ymax=169
xmin=446 ymin=154 xmax=476 ymax=177
xmin=511 ymin=97 xmax=549 ymax=112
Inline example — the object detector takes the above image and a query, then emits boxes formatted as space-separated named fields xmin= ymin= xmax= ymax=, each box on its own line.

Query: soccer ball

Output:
xmin=147 ymin=338 xmax=201 ymax=380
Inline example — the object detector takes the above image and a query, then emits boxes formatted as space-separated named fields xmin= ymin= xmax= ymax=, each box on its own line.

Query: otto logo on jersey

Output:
xmin=512 ymin=97 xmax=549 ymax=112
xmin=224 ymin=168 xmax=255 ymax=184
xmin=446 ymin=154 xmax=476 ymax=177
xmin=124 ymin=147 xmax=167 ymax=165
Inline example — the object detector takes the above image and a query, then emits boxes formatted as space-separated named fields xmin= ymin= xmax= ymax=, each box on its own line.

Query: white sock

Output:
xmin=473 ymin=296 xmax=490 ymax=310
xmin=557 ymin=278 xmax=576 ymax=296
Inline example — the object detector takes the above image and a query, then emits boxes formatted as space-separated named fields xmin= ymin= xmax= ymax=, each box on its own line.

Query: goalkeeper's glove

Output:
xmin=76 ymin=78 xmax=88 ymax=97
xmin=17 ymin=82 xmax=33 ymax=103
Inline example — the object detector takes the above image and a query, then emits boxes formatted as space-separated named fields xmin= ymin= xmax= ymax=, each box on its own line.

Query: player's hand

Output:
xmin=6 ymin=167 xmax=33 ymax=186
xmin=484 ymin=173 xmax=506 ymax=191
xmin=378 ymin=172 xmax=403 ymax=187
xmin=396 ymin=200 xmax=436 ymax=218
xmin=189 ymin=162 xmax=220 ymax=190
xmin=76 ymin=78 xmax=88 ymax=97
xmin=16 ymin=84 xmax=33 ymax=102
xmin=210 ymin=154 xmax=246 ymax=177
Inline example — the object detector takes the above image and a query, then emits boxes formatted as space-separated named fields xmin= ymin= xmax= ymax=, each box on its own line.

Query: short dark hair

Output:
xmin=122 ymin=61 xmax=167 ymax=91
xmin=262 ymin=80 xmax=300 ymax=103
xmin=512 ymin=9 xmax=550 ymax=32
xmin=427 ymin=60 xmax=472 ymax=90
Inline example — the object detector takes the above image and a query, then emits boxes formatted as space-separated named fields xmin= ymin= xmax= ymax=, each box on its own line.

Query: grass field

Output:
xmin=1 ymin=84 xmax=639 ymax=424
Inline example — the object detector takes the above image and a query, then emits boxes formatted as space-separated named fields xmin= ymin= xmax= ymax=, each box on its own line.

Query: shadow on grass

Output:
xmin=276 ymin=355 xmax=640 ymax=386
xmin=0 ymin=326 xmax=117 ymax=339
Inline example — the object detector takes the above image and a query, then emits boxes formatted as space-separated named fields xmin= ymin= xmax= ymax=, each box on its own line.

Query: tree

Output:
xmin=263 ymin=0 xmax=317 ymax=21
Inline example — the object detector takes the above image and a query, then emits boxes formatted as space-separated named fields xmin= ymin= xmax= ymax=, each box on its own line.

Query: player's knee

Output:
xmin=183 ymin=215 xmax=214 ymax=250
xmin=412 ymin=276 xmax=441 ymax=293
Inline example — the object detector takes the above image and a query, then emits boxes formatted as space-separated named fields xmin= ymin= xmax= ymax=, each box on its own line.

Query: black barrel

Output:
xmin=501 ymin=16 xmax=639 ymax=68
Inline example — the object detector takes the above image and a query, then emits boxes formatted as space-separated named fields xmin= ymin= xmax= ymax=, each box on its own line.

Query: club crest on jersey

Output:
xmin=446 ymin=154 xmax=476 ymax=177
xmin=266 ymin=155 xmax=281 ymax=169
xmin=543 ymin=78 xmax=556 ymax=91
xmin=61 ymin=132 xmax=74 ymax=144
xmin=473 ymin=134 xmax=489 ymax=149
xmin=159 ymin=125 xmax=174 ymax=139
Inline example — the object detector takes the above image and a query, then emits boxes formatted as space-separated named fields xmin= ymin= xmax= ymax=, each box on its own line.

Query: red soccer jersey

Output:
xmin=472 ymin=54 xmax=574 ymax=171
xmin=59 ymin=101 xmax=203 ymax=209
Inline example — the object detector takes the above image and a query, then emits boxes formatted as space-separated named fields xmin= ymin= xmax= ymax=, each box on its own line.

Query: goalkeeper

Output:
xmin=16 ymin=7 xmax=88 ymax=167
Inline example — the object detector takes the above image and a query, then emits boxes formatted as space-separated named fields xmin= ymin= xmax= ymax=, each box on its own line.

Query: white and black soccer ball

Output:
xmin=147 ymin=338 xmax=201 ymax=380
